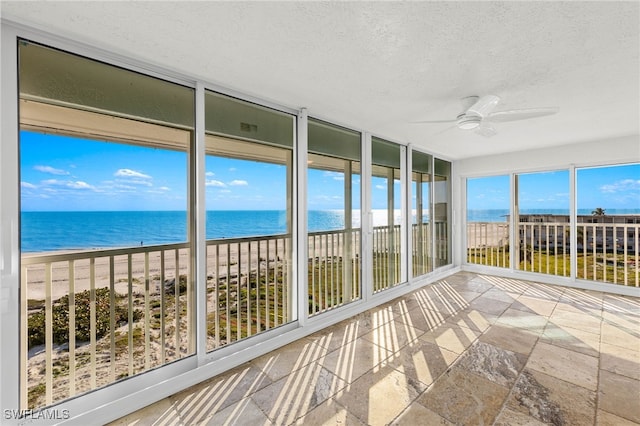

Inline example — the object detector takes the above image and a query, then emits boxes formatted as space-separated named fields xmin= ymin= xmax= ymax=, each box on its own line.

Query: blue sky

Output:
xmin=21 ymin=131 xmax=639 ymax=212
xmin=20 ymin=131 xmax=371 ymax=211
xmin=467 ymin=164 xmax=640 ymax=211
xmin=21 ymin=131 xmax=188 ymax=211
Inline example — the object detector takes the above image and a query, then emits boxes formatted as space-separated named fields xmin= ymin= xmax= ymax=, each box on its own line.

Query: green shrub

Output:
xmin=28 ymin=288 xmax=142 ymax=347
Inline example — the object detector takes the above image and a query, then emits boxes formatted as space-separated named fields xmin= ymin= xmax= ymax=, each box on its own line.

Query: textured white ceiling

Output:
xmin=2 ymin=1 xmax=639 ymax=160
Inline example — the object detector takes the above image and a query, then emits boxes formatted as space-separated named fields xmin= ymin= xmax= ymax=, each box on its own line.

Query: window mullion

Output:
xmin=295 ymin=108 xmax=308 ymax=326
xmin=361 ymin=132 xmax=373 ymax=301
xmin=194 ymin=82 xmax=207 ymax=361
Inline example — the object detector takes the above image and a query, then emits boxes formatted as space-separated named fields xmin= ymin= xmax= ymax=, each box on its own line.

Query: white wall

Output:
xmin=455 ymin=134 xmax=639 ymax=177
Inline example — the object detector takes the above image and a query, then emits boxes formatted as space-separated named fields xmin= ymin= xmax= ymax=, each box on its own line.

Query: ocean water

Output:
xmin=21 ymin=208 xmax=640 ymax=252
xmin=21 ymin=210 xmax=352 ymax=252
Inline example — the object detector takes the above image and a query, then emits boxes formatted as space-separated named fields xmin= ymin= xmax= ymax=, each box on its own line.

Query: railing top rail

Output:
xmin=469 ymin=220 xmax=640 ymax=228
xmin=308 ymin=228 xmax=361 ymax=237
xmin=21 ymin=241 xmax=191 ymax=264
xmin=22 ymin=233 xmax=301 ymax=265
xmin=21 ymin=222 xmax=455 ymax=265
xmin=206 ymin=233 xmax=292 ymax=245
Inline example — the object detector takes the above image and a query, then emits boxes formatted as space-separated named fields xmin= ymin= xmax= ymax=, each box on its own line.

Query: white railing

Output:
xmin=411 ymin=222 xmax=432 ymax=276
xmin=308 ymin=229 xmax=361 ymax=316
xmin=21 ymin=221 xmax=455 ymax=410
xmin=205 ymin=234 xmax=292 ymax=351
xmin=518 ymin=221 xmax=571 ymax=276
xmin=21 ymin=243 xmax=193 ymax=409
xmin=20 ymin=229 xmax=354 ymax=409
xmin=372 ymin=225 xmax=401 ymax=292
xmin=466 ymin=221 xmax=639 ymax=286
xmin=576 ymin=223 xmax=640 ymax=286
xmin=466 ymin=222 xmax=510 ymax=268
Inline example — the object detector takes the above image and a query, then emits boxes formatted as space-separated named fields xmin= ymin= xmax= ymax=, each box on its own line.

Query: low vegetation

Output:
xmin=27 ymin=288 xmax=142 ymax=347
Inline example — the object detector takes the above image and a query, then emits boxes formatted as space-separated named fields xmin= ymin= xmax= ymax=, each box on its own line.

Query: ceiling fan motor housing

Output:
xmin=457 ymin=113 xmax=482 ymax=130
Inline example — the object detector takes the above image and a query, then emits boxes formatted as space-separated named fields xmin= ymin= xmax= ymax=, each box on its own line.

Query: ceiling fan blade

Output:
xmin=410 ymin=119 xmax=457 ymax=124
xmin=432 ymin=124 xmax=457 ymax=136
xmin=467 ymin=95 xmax=500 ymax=117
xmin=475 ymin=121 xmax=497 ymax=137
xmin=488 ymin=107 xmax=558 ymax=122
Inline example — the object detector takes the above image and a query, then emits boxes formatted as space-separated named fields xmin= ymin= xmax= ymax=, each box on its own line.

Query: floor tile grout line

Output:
xmin=110 ymin=272 xmax=639 ymax=425
xmin=594 ymin=299 xmax=605 ymax=426
xmin=488 ymin=290 xmax=550 ymax=425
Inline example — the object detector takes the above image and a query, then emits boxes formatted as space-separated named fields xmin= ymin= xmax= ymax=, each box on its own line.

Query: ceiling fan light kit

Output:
xmin=456 ymin=114 xmax=481 ymax=130
xmin=417 ymin=95 xmax=559 ymax=137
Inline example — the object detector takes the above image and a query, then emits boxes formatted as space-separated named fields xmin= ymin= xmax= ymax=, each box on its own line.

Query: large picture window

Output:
xmin=576 ymin=163 xmax=640 ymax=285
xmin=204 ymin=92 xmax=295 ymax=351
xmin=371 ymin=137 xmax=403 ymax=291
xmin=434 ymin=159 xmax=452 ymax=268
xmin=411 ymin=150 xmax=432 ymax=276
xmin=19 ymin=41 xmax=195 ymax=409
xmin=307 ymin=120 xmax=361 ymax=315
xmin=466 ymin=175 xmax=510 ymax=268
xmin=516 ymin=170 xmax=570 ymax=276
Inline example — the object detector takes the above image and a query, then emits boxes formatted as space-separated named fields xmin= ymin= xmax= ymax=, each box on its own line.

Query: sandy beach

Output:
xmin=466 ymin=222 xmax=509 ymax=249
xmin=22 ymin=238 xmax=291 ymax=301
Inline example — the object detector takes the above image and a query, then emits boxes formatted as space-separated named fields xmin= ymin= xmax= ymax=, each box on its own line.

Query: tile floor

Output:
xmin=110 ymin=272 xmax=640 ymax=425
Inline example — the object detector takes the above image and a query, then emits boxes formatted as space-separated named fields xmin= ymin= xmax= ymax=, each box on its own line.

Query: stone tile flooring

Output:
xmin=110 ymin=272 xmax=640 ymax=425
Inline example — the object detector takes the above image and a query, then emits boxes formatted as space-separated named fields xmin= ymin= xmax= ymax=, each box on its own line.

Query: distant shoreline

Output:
xmin=20 ymin=209 xmax=640 ymax=253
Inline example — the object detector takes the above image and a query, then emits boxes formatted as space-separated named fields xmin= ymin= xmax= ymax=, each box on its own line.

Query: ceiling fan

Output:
xmin=416 ymin=95 xmax=558 ymax=137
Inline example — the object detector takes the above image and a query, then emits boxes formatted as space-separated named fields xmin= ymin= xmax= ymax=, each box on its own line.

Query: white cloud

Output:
xmin=113 ymin=183 xmax=136 ymax=190
xmin=21 ymin=181 xmax=36 ymax=189
xmin=323 ymin=171 xmax=344 ymax=181
xmin=114 ymin=169 xmax=152 ymax=179
xmin=34 ymin=165 xmax=69 ymax=175
xmin=41 ymin=179 xmax=96 ymax=190
xmin=375 ymin=185 xmax=385 ymax=190
xmin=158 ymin=186 xmax=171 ymax=191
xmin=206 ymin=172 xmax=215 ymax=177
xmin=68 ymin=181 xmax=94 ymax=189
xmin=229 ymin=167 xmax=237 ymax=172
xmin=206 ymin=179 xmax=226 ymax=187
xmin=600 ymin=179 xmax=640 ymax=194
xmin=117 ymin=178 xmax=153 ymax=187
xmin=229 ymin=180 xmax=248 ymax=186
